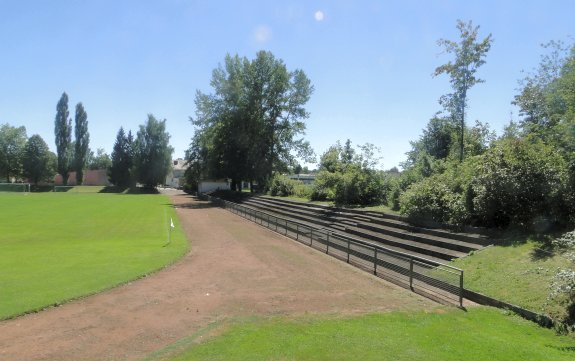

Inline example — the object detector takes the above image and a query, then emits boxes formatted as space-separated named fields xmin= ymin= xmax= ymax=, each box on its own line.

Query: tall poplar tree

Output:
xmin=54 ymin=92 xmax=72 ymax=185
xmin=434 ymin=20 xmax=492 ymax=162
xmin=74 ymin=102 xmax=89 ymax=185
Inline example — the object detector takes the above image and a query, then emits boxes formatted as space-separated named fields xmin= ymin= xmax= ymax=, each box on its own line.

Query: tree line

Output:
xmin=0 ymin=93 xmax=173 ymax=188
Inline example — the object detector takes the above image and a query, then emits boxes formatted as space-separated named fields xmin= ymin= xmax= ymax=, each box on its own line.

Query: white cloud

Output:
xmin=253 ymin=25 xmax=272 ymax=44
xmin=314 ymin=10 xmax=325 ymax=22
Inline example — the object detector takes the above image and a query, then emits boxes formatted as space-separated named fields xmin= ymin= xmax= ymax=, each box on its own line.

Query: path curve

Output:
xmin=0 ymin=193 xmax=436 ymax=361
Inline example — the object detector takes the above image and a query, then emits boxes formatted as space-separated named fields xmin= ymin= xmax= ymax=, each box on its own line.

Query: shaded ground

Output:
xmin=0 ymin=192 xmax=436 ymax=361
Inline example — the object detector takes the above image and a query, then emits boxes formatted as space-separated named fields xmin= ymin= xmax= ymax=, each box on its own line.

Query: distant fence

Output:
xmin=201 ymin=194 xmax=464 ymax=307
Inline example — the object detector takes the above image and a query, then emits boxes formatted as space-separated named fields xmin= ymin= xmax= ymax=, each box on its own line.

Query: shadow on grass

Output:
xmin=99 ymin=186 xmax=160 ymax=195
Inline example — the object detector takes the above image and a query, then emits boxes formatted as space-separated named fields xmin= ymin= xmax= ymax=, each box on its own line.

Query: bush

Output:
xmin=268 ymin=174 xmax=301 ymax=197
xmin=310 ymin=168 xmax=389 ymax=206
xmin=399 ymin=175 xmax=469 ymax=226
xmin=471 ymin=138 xmax=567 ymax=229
xmin=294 ymin=183 xmax=313 ymax=199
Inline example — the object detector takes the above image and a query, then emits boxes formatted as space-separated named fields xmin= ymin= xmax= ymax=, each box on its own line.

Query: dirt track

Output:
xmin=0 ymin=193 xmax=436 ymax=361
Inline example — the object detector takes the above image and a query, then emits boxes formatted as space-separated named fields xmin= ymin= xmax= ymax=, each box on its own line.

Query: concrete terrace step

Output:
xmin=249 ymin=197 xmax=484 ymax=254
xmin=237 ymin=201 xmax=448 ymax=265
xmin=240 ymin=198 xmax=465 ymax=262
xmin=257 ymin=196 xmax=491 ymax=247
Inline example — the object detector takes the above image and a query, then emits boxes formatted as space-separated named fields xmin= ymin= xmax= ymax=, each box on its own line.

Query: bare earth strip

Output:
xmin=0 ymin=193 xmax=436 ymax=361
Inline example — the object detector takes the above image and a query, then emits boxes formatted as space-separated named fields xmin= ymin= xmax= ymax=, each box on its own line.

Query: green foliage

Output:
xmin=268 ymin=174 xmax=300 ymax=197
xmin=311 ymin=140 xmax=388 ymax=206
xmin=400 ymin=173 xmax=468 ymax=226
xmin=54 ymin=92 xmax=72 ymax=185
xmin=472 ymin=138 xmax=566 ymax=228
xmin=22 ymin=134 xmax=54 ymax=185
xmin=87 ymin=148 xmax=112 ymax=170
xmin=0 ymin=123 xmax=27 ymax=182
xmin=549 ymin=230 xmax=575 ymax=328
xmin=188 ymin=51 xmax=314 ymax=188
xmin=163 ymin=308 xmax=575 ymax=361
xmin=73 ymin=102 xmax=89 ymax=185
xmin=133 ymin=115 xmax=174 ymax=188
xmin=109 ymin=127 xmax=134 ymax=188
xmin=0 ymin=191 xmax=187 ymax=320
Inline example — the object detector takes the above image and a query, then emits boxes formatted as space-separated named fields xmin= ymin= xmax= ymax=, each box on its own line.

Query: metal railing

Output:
xmin=201 ymin=194 xmax=464 ymax=307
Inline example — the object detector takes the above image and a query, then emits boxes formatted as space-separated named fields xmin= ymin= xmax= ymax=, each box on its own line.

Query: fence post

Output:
xmin=409 ymin=257 xmax=414 ymax=290
xmin=326 ymin=232 xmax=330 ymax=254
xmin=285 ymin=220 xmax=288 ymax=236
xmin=347 ymin=238 xmax=351 ymax=263
xmin=296 ymin=224 xmax=299 ymax=241
xmin=275 ymin=217 xmax=278 ymax=231
xmin=310 ymin=228 xmax=313 ymax=246
xmin=373 ymin=248 xmax=378 ymax=275
xmin=459 ymin=270 xmax=464 ymax=308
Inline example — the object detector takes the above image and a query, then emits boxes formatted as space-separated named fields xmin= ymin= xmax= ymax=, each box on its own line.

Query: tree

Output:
xmin=421 ymin=116 xmax=455 ymax=159
xmin=434 ymin=20 xmax=492 ymax=162
xmin=74 ymin=102 xmax=89 ymax=185
xmin=109 ymin=127 xmax=134 ymax=188
xmin=87 ymin=148 xmax=112 ymax=170
xmin=189 ymin=51 xmax=314 ymax=190
xmin=0 ymin=124 xmax=27 ymax=182
xmin=133 ymin=115 xmax=173 ymax=188
xmin=513 ymin=41 xmax=573 ymax=130
xmin=54 ymin=92 xmax=72 ymax=185
xmin=22 ymin=134 xmax=53 ymax=185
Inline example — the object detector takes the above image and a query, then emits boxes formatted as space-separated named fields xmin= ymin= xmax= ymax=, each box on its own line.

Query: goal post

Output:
xmin=0 ymin=183 xmax=31 ymax=193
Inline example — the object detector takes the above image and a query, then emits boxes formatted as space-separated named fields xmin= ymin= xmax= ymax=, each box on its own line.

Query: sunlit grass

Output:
xmin=147 ymin=307 xmax=575 ymax=361
xmin=0 ymin=190 xmax=188 ymax=319
xmin=452 ymin=240 xmax=573 ymax=319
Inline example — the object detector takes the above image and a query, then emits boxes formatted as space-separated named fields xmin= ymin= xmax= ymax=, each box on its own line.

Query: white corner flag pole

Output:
xmin=165 ymin=217 xmax=175 ymax=247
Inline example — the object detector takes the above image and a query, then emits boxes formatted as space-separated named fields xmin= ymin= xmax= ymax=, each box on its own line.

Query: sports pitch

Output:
xmin=0 ymin=189 xmax=188 ymax=320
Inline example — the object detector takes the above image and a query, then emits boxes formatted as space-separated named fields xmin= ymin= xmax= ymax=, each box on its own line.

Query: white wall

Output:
xmin=198 ymin=181 xmax=230 ymax=193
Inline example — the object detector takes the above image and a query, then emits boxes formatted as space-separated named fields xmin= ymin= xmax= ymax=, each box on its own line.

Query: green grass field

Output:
xmin=0 ymin=189 xmax=188 ymax=320
xmin=452 ymin=240 xmax=573 ymax=320
xmin=144 ymin=307 xmax=575 ymax=361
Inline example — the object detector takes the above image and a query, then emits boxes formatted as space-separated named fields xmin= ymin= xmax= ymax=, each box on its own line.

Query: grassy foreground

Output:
xmin=0 ymin=189 xmax=188 ymax=320
xmin=145 ymin=307 xmax=575 ymax=361
xmin=452 ymin=240 xmax=573 ymax=320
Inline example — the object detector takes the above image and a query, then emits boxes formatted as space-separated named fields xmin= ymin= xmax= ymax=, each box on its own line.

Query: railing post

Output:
xmin=310 ymin=228 xmax=313 ymax=246
xmin=459 ymin=270 xmax=464 ymax=308
xmin=275 ymin=217 xmax=278 ymax=231
xmin=296 ymin=224 xmax=299 ymax=241
xmin=409 ymin=257 xmax=414 ymax=290
xmin=373 ymin=248 xmax=377 ymax=275
xmin=285 ymin=220 xmax=288 ymax=236
xmin=326 ymin=232 xmax=330 ymax=254
xmin=347 ymin=238 xmax=351 ymax=263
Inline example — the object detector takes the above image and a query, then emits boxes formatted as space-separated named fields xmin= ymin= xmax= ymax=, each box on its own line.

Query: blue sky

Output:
xmin=0 ymin=0 xmax=573 ymax=170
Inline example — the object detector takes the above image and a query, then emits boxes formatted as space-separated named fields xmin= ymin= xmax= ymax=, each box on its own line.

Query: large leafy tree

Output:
xmin=109 ymin=127 xmax=134 ymax=188
xmin=0 ymin=123 xmax=27 ymax=182
xmin=434 ymin=20 xmax=492 ymax=162
xmin=74 ymin=102 xmax=89 ymax=185
xmin=54 ymin=92 xmax=72 ymax=185
xmin=133 ymin=115 xmax=173 ymax=188
xmin=22 ymin=134 xmax=54 ymax=185
xmin=190 ymin=51 xmax=314 ymax=190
